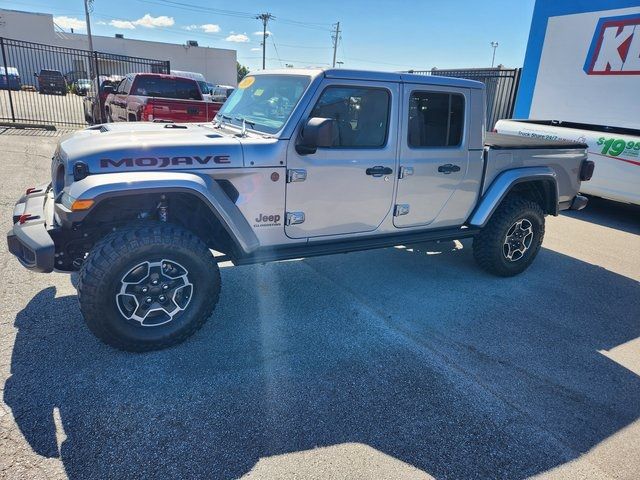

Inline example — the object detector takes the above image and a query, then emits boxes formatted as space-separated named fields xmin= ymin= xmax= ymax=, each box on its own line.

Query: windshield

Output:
xmin=216 ymin=74 xmax=311 ymax=134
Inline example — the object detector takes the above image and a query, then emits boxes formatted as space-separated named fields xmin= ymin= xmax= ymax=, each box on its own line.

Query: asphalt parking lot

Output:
xmin=0 ymin=128 xmax=638 ymax=480
xmin=0 ymin=90 xmax=86 ymax=127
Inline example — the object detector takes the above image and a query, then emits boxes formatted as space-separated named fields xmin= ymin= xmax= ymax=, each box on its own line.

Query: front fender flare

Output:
xmin=467 ymin=166 xmax=558 ymax=228
xmin=64 ymin=171 xmax=260 ymax=254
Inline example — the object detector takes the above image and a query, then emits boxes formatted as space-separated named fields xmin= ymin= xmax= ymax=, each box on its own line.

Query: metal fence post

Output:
xmin=0 ymin=37 xmax=16 ymax=123
xmin=93 ymin=51 xmax=105 ymax=123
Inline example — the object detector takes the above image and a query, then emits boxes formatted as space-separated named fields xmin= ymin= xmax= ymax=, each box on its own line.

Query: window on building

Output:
xmin=408 ymin=92 xmax=465 ymax=147
xmin=310 ymin=86 xmax=390 ymax=148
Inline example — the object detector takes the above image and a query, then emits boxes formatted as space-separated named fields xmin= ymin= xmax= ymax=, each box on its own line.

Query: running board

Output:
xmin=233 ymin=226 xmax=479 ymax=266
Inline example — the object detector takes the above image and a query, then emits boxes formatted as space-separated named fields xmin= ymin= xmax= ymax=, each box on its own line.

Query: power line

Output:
xmin=270 ymin=35 xmax=283 ymax=68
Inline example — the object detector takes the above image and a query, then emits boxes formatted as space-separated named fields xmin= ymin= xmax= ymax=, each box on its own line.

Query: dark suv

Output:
xmin=36 ymin=69 xmax=67 ymax=95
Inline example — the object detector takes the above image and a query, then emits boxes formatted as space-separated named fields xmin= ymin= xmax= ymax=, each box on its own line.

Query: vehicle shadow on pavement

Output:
xmin=562 ymin=196 xmax=640 ymax=235
xmin=4 ymin=244 xmax=640 ymax=479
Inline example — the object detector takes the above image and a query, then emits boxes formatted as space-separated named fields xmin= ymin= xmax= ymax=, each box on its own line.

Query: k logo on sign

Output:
xmin=584 ymin=13 xmax=640 ymax=75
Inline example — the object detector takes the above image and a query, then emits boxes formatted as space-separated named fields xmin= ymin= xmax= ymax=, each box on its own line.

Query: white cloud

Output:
xmin=133 ymin=14 xmax=174 ymax=28
xmin=225 ymin=33 xmax=249 ymax=43
xmin=110 ymin=19 xmax=136 ymax=30
xmin=253 ymin=30 xmax=271 ymax=36
xmin=201 ymin=23 xmax=221 ymax=33
xmin=53 ymin=16 xmax=86 ymax=31
xmin=184 ymin=24 xmax=220 ymax=33
xmin=250 ymin=47 xmax=261 ymax=51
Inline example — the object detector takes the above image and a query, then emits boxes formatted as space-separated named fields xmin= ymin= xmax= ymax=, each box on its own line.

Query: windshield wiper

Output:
xmin=234 ymin=116 xmax=255 ymax=128
xmin=214 ymin=114 xmax=233 ymax=128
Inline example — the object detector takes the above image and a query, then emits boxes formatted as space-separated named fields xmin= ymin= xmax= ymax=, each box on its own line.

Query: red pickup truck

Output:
xmin=104 ymin=73 xmax=222 ymax=123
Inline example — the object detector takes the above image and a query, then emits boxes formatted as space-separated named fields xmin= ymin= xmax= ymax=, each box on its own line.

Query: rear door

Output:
xmin=393 ymin=85 xmax=470 ymax=227
xmin=285 ymin=80 xmax=398 ymax=239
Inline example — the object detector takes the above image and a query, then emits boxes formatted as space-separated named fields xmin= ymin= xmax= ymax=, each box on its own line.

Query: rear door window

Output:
xmin=408 ymin=91 xmax=465 ymax=147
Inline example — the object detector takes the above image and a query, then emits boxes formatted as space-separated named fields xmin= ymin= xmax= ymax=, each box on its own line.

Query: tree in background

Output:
xmin=237 ymin=62 xmax=249 ymax=82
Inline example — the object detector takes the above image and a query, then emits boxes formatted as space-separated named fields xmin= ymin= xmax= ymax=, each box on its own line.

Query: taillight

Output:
xmin=142 ymin=103 xmax=154 ymax=121
xmin=19 ymin=214 xmax=38 ymax=224
xmin=580 ymin=160 xmax=595 ymax=181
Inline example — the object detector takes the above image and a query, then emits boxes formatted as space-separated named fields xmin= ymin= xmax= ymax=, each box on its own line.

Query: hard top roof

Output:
xmin=250 ymin=67 xmax=484 ymax=90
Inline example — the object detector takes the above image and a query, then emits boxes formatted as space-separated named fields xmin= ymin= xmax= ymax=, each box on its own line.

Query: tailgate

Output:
xmin=147 ymin=98 xmax=212 ymax=122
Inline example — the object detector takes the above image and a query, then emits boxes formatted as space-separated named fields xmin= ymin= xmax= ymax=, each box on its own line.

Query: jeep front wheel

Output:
xmin=472 ymin=196 xmax=545 ymax=277
xmin=77 ymin=223 xmax=220 ymax=352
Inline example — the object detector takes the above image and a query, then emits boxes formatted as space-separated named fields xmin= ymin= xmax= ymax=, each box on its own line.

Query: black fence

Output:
xmin=0 ymin=37 xmax=170 ymax=129
xmin=408 ymin=68 xmax=522 ymax=130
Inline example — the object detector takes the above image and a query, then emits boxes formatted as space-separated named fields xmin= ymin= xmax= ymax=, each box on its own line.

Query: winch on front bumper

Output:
xmin=6 ymin=183 xmax=57 ymax=273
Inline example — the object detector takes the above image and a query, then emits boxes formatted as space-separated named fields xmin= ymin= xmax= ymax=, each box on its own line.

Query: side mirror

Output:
xmin=102 ymin=85 xmax=115 ymax=95
xmin=33 ymin=72 xmax=38 ymax=77
xmin=296 ymin=117 xmax=336 ymax=154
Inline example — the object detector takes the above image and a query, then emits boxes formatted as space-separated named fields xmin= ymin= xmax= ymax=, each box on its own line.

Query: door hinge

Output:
xmin=394 ymin=204 xmax=410 ymax=216
xmin=399 ymin=166 xmax=414 ymax=179
xmin=287 ymin=169 xmax=307 ymax=183
xmin=285 ymin=211 xmax=305 ymax=225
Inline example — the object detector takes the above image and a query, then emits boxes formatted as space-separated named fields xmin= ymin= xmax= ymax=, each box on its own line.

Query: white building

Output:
xmin=0 ymin=8 xmax=237 ymax=86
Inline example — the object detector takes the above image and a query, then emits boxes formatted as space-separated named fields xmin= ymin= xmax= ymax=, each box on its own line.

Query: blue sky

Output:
xmin=2 ymin=0 xmax=536 ymax=72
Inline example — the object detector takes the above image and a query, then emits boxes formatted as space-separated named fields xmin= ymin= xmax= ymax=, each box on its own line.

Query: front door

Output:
xmin=393 ymin=85 xmax=470 ymax=228
xmin=285 ymin=80 xmax=399 ymax=239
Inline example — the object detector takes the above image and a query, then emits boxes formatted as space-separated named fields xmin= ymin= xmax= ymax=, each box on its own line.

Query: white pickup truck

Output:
xmin=495 ymin=119 xmax=640 ymax=206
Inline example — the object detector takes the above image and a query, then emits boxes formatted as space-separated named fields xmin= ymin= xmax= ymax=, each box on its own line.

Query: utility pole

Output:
xmin=256 ymin=13 xmax=274 ymax=70
xmin=331 ymin=22 xmax=340 ymax=68
xmin=490 ymin=41 xmax=499 ymax=68
xmin=84 ymin=0 xmax=95 ymax=53
xmin=84 ymin=0 xmax=97 ymax=83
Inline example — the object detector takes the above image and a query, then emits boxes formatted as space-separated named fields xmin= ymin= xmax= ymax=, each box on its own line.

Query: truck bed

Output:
xmin=485 ymin=132 xmax=587 ymax=150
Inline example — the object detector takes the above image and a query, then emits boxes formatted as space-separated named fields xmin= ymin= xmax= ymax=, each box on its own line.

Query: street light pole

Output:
xmin=490 ymin=41 xmax=499 ymax=68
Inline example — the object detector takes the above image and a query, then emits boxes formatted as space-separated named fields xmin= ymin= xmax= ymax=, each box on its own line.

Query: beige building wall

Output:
xmin=0 ymin=8 xmax=237 ymax=86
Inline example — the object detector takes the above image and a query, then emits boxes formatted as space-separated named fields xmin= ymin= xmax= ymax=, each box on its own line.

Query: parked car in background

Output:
xmin=104 ymin=73 xmax=220 ymax=123
xmin=35 ymin=69 xmax=67 ymax=95
xmin=0 ymin=66 xmax=21 ymax=90
xmin=211 ymin=85 xmax=235 ymax=103
xmin=65 ymin=70 xmax=88 ymax=83
xmin=83 ymin=75 xmax=123 ymax=124
xmin=73 ymin=78 xmax=92 ymax=96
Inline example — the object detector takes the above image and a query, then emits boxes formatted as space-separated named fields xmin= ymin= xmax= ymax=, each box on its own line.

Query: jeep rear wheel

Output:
xmin=472 ymin=196 xmax=545 ymax=277
xmin=77 ymin=223 xmax=220 ymax=352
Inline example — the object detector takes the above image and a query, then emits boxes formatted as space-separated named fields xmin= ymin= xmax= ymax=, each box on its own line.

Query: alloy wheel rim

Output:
xmin=116 ymin=259 xmax=193 ymax=327
xmin=503 ymin=219 xmax=534 ymax=262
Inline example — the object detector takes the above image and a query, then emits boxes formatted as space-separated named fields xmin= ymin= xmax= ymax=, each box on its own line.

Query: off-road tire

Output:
xmin=473 ymin=195 xmax=545 ymax=277
xmin=77 ymin=223 xmax=221 ymax=352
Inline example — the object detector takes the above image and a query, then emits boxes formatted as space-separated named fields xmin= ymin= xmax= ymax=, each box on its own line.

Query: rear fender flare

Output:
xmin=65 ymin=171 xmax=260 ymax=254
xmin=467 ymin=166 xmax=558 ymax=228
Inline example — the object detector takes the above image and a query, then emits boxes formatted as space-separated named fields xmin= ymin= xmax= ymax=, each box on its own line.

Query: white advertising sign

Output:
xmin=530 ymin=6 xmax=640 ymax=129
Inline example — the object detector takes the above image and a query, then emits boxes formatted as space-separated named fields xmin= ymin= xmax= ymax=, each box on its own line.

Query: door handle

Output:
xmin=437 ymin=164 xmax=461 ymax=174
xmin=366 ymin=166 xmax=393 ymax=177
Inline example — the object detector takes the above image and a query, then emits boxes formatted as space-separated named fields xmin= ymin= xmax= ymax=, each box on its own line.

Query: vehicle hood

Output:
xmin=57 ymin=122 xmax=245 ymax=178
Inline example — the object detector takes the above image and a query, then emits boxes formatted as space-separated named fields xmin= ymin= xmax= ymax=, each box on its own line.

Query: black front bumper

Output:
xmin=7 ymin=184 xmax=57 ymax=273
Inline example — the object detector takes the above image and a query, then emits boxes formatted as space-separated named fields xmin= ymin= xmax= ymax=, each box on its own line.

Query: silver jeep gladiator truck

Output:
xmin=7 ymin=69 xmax=594 ymax=351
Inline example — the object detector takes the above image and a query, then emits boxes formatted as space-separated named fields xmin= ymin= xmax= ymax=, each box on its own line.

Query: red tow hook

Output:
xmin=18 ymin=214 xmax=39 ymax=224
xmin=26 ymin=187 xmax=43 ymax=195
